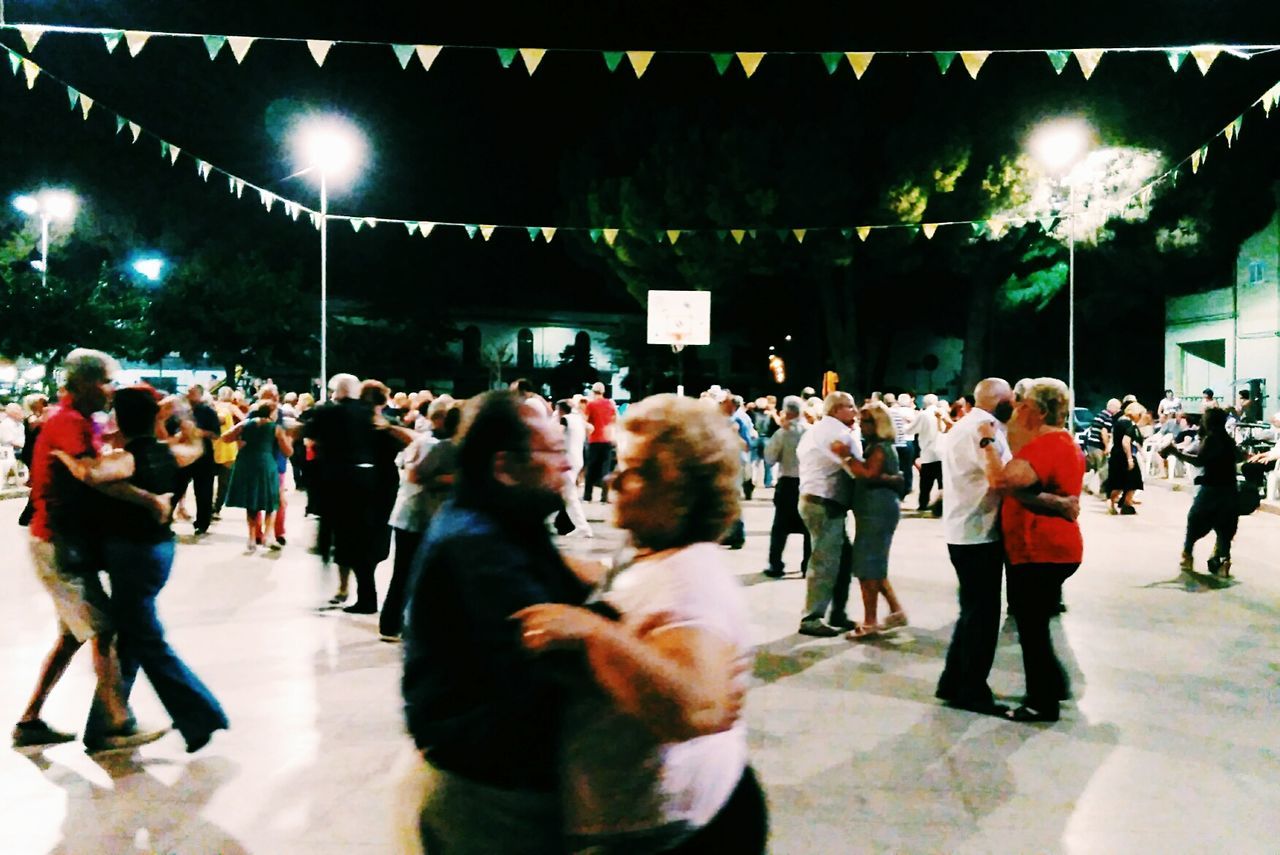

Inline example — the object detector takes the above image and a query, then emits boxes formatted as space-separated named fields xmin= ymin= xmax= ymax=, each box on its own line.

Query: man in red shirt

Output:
xmin=582 ymin=382 xmax=617 ymax=503
xmin=14 ymin=349 xmax=167 ymax=752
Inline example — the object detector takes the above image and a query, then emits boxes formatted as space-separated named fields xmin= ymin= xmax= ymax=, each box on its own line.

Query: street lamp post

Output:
xmin=287 ymin=115 xmax=365 ymax=402
xmin=1029 ymin=119 xmax=1093 ymax=431
xmin=12 ymin=190 xmax=77 ymax=291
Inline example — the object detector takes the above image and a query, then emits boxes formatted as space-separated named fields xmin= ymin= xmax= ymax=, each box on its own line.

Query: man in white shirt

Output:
xmin=913 ymin=394 xmax=945 ymax=513
xmin=556 ymin=399 xmax=592 ymax=538
xmin=1157 ymin=389 xmax=1182 ymax=419
xmin=763 ymin=396 xmax=810 ymax=579
xmin=795 ymin=392 xmax=862 ymax=636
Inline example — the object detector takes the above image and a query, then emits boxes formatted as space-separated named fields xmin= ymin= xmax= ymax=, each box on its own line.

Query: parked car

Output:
xmin=1072 ymin=407 xmax=1093 ymax=449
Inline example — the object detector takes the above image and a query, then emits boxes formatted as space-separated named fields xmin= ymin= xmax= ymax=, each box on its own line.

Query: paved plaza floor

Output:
xmin=2 ymin=484 xmax=1279 ymax=854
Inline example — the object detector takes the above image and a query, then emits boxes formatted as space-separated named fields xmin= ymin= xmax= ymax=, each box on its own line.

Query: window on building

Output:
xmin=516 ymin=328 xmax=534 ymax=369
xmin=1247 ymin=260 xmax=1266 ymax=284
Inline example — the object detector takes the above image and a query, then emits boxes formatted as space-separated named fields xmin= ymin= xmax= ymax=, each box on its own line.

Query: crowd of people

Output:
xmin=10 ymin=345 xmax=1280 ymax=852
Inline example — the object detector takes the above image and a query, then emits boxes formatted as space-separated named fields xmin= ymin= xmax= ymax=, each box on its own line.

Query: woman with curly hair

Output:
xmin=514 ymin=394 xmax=766 ymax=854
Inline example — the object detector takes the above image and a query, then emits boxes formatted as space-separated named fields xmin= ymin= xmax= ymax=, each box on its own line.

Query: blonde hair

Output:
xmin=1123 ymin=402 xmax=1146 ymax=421
xmin=619 ymin=394 xmax=741 ymax=548
xmin=860 ymin=400 xmax=895 ymax=440
xmin=1025 ymin=377 xmax=1071 ymax=428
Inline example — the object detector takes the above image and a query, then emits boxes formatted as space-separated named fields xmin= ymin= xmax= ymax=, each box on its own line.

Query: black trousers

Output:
xmin=768 ymin=477 xmax=810 ymax=574
xmin=213 ymin=463 xmax=233 ymax=514
xmin=379 ymin=527 xmax=423 ymax=637
xmin=918 ymin=461 xmax=943 ymax=510
xmin=583 ymin=443 xmax=613 ymax=502
xmin=1184 ymin=485 xmax=1238 ymax=557
xmin=1007 ymin=563 xmax=1077 ymax=711
xmin=175 ymin=460 xmax=215 ymax=532
xmin=937 ymin=541 xmax=1005 ymax=706
xmin=665 ymin=767 xmax=768 ymax=854
xmin=895 ymin=443 xmax=917 ymax=497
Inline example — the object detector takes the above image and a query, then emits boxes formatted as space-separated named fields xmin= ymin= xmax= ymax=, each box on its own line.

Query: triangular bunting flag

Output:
xmin=1233 ymin=115 xmax=1244 ymax=139
xmin=666 ymin=229 xmax=682 ymax=245
xmin=987 ymin=217 xmax=1009 ymax=238
xmin=364 ymin=218 xmax=378 ymax=229
xmin=1073 ymin=49 xmax=1103 ymax=80
xmin=232 ymin=178 xmax=244 ymax=198
xmin=603 ymin=228 xmax=620 ymax=246
xmin=168 ymin=144 xmax=181 ymax=165
xmin=1138 ymin=186 xmax=1153 ymax=207
xmin=589 ymin=228 xmax=602 ymax=243
xmin=542 ymin=227 xmax=556 ymax=242
xmin=839 ymin=228 xmax=853 ymax=239
xmin=405 ymin=222 xmax=420 ymax=235
xmin=971 ymin=221 xmax=987 ymax=237
xmin=960 ymin=51 xmax=991 ymax=79
xmin=227 ymin=36 xmax=255 ymax=63
xmin=197 ymin=160 xmax=211 ymax=180
xmin=496 ymin=48 xmax=518 ymax=69
xmin=310 ymin=212 xmax=321 ymax=229
xmin=465 ymin=225 xmax=479 ymax=239
xmin=1263 ymin=86 xmax=1278 ymax=117
xmin=626 ymin=51 xmax=654 ymax=77
xmin=124 ymin=31 xmax=151 ymax=58
xmin=158 ymin=140 xmax=169 ymax=159
xmin=79 ymin=95 xmax=93 ymax=120
xmin=259 ymin=189 xmax=275 ymax=211
xmin=480 ymin=225 xmax=497 ymax=241
xmin=1191 ymin=149 xmax=1202 ymax=174
xmin=856 ymin=227 xmax=871 ymax=242
xmin=8 ymin=52 xmax=20 ymax=75
xmin=1191 ymin=47 xmax=1220 ymax=75
xmin=737 ymin=52 xmax=765 ymax=78
xmin=392 ymin=44 xmax=415 ymax=69
xmin=115 ymin=115 xmax=127 ymax=134
xmin=351 ymin=219 xmax=363 ymax=232
xmin=773 ymin=229 xmax=789 ymax=242
xmin=419 ymin=223 xmax=435 ymax=237
xmin=203 ymin=35 xmax=226 ymax=61
xmin=1038 ymin=216 xmax=1056 ymax=233
xmin=67 ymin=87 xmax=80 ymax=110
xmin=935 ymin=52 xmax=957 ymax=74
xmin=710 ymin=53 xmax=734 ymax=76
xmin=307 ymin=40 xmax=333 ymax=66
xmin=821 ymin=52 xmax=842 ymax=75
xmin=922 ymin=223 xmax=939 ymax=239
xmin=23 ymin=59 xmax=40 ymax=89
xmin=526 ymin=227 xmax=540 ymax=241
xmin=128 ymin=121 xmax=142 ymax=142
xmin=520 ymin=48 xmax=546 ymax=75
xmin=845 ymin=52 xmax=874 ymax=79
xmin=731 ymin=229 xmax=747 ymax=244
xmin=1045 ymin=50 xmax=1070 ymax=74
xmin=603 ymin=52 xmax=625 ymax=72
xmin=1166 ymin=49 xmax=1188 ymax=72
xmin=103 ymin=32 xmax=123 ymax=53
xmin=415 ymin=45 xmax=442 ymax=71
xmin=716 ymin=230 xmax=729 ymax=241
xmin=1224 ymin=120 xmax=1236 ymax=146
xmin=904 ymin=225 xmax=921 ymax=238
xmin=227 ymin=175 xmax=236 ymax=194
xmin=651 ymin=230 xmax=665 ymax=244
xmin=793 ymin=229 xmax=807 ymax=243
xmin=1200 ymin=144 xmax=1209 ymax=166
xmin=18 ymin=25 xmax=45 ymax=52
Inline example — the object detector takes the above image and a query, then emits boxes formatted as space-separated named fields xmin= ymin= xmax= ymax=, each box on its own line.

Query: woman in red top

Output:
xmin=977 ymin=377 xmax=1084 ymax=723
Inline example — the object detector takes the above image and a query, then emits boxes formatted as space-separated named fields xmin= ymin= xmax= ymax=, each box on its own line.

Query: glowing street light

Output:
xmin=1029 ymin=119 xmax=1094 ymax=430
xmin=286 ymin=114 xmax=367 ymax=400
xmin=131 ymin=256 xmax=167 ymax=282
xmin=11 ymin=189 xmax=78 ymax=290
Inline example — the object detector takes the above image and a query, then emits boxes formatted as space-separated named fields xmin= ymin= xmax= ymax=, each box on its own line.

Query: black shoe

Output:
xmin=1120 ymin=505 xmax=1137 ymax=516
xmin=723 ymin=540 xmax=745 ymax=550
xmin=1005 ymin=704 xmax=1059 ymax=723
xmin=193 ymin=527 xmax=208 ymax=536
xmin=946 ymin=699 xmax=1010 ymax=718
xmin=828 ymin=616 xmax=857 ymax=631
xmin=342 ymin=602 xmax=377 ymax=615
xmin=763 ymin=568 xmax=785 ymax=578
xmin=184 ymin=721 xmax=227 ymax=754
xmin=13 ymin=719 xmax=77 ymax=748
xmin=798 ymin=621 xmax=841 ymax=638
xmin=276 ymin=537 xmax=287 ymax=547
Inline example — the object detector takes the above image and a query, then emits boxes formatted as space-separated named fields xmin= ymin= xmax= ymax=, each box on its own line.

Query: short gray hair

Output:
xmin=781 ymin=395 xmax=803 ymax=416
xmin=329 ymin=373 xmax=360 ymax=400
xmin=63 ymin=348 xmax=118 ymax=386
xmin=922 ymin=393 xmax=938 ymax=408
xmin=1025 ymin=377 xmax=1071 ymax=427
xmin=823 ymin=391 xmax=854 ymax=416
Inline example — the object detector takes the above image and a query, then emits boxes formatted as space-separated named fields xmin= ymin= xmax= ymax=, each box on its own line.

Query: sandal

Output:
xmin=847 ymin=624 xmax=881 ymax=640
xmin=881 ymin=612 xmax=909 ymax=630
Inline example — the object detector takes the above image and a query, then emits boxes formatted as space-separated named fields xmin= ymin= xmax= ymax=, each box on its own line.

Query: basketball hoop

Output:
xmin=670 ymin=334 xmax=687 ymax=354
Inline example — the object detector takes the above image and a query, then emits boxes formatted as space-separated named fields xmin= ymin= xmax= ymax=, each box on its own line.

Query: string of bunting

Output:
xmin=5 ymin=41 xmax=1278 ymax=247
xmin=3 ymin=22 xmax=1278 ymax=79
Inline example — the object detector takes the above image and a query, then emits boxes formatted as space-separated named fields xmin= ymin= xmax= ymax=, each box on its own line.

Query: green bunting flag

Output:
xmin=103 ymin=31 xmax=123 ymax=53
xmin=8 ymin=52 xmax=20 ymax=75
xmin=821 ymin=52 xmax=842 ymax=75
xmin=1038 ymin=216 xmax=1056 ymax=233
xmin=589 ymin=228 xmax=602 ymax=243
xmin=159 ymin=140 xmax=169 ymax=159
xmin=465 ymin=225 xmax=479 ymax=238
xmin=716 ymin=230 xmax=729 ymax=241
xmin=1045 ymin=50 xmax=1071 ymax=74
xmin=711 ymin=53 xmax=734 ymax=75
xmin=603 ymin=51 xmax=625 ymax=72
xmin=496 ymin=48 xmax=518 ymax=69
xmin=67 ymin=87 xmax=79 ymax=109
xmin=904 ymin=225 xmax=921 ymax=238
xmin=1166 ymin=49 xmax=1189 ymax=72
xmin=971 ymin=221 xmax=987 ymax=237
xmin=204 ymin=35 xmax=227 ymax=60
xmin=392 ymin=44 xmax=415 ymax=69
xmin=935 ymin=52 xmax=957 ymax=74
xmin=405 ymin=221 xmax=419 ymax=235
xmin=527 ymin=227 xmax=540 ymax=241
xmin=115 ymin=114 xmax=127 ymax=134
xmin=840 ymin=228 xmax=853 ymax=239
xmin=351 ymin=218 xmax=363 ymax=232
xmin=773 ymin=229 xmax=789 ymax=242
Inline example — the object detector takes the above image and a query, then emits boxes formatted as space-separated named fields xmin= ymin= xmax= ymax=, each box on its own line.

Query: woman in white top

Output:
xmin=514 ymin=394 xmax=765 ymax=854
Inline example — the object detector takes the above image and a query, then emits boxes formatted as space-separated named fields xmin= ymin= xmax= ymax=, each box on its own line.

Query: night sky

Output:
xmin=4 ymin=1 xmax=1280 ymax=395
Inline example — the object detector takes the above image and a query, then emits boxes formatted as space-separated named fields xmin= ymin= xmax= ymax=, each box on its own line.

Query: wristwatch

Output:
xmin=979 ymin=437 xmax=996 ymax=448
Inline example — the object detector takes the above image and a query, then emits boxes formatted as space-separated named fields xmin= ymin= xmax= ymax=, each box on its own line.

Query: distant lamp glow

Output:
xmin=1029 ymin=119 xmax=1093 ymax=175
xmin=42 ymin=190 xmax=78 ymax=221
xmin=768 ymin=354 xmax=786 ymax=384
xmin=12 ymin=194 xmax=38 ymax=215
xmin=784 ymin=334 xmax=793 ymax=342
xmin=132 ymin=257 xmax=166 ymax=282
xmin=11 ymin=188 xmax=79 ymax=290
xmin=290 ymin=115 xmax=366 ymax=185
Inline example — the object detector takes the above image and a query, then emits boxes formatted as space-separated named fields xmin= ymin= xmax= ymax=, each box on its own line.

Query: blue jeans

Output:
xmin=86 ymin=538 xmax=228 ymax=745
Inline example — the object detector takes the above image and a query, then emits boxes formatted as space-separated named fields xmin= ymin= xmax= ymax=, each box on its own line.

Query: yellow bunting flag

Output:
xmin=845 ymin=52 xmax=874 ymax=79
xmin=602 ymin=228 xmax=620 ymax=246
xmin=128 ymin=121 xmax=141 ymax=142
xmin=730 ymin=229 xmax=747 ymax=244
xmin=227 ymin=36 xmax=256 ymax=64
xmin=960 ymin=51 xmax=991 ymax=79
xmin=1191 ymin=47 xmax=1220 ymax=75
xmin=415 ymin=45 xmax=443 ymax=71
xmin=1224 ymin=120 xmax=1236 ymax=146
xmin=737 ymin=52 xmax=765 ymax=78
xmin=79 ymin=95 xmax=93 ymax=119
xmin=480 ymin=225 xmax=497 ymax=241
xmin=792 ymin=229 xmax=807 ymax=243
xmin=307 ymin=40 xmax=333 ymax=66
xmin=22 ymin=58 xmax=39 ymax=89
xmin=987 ymin=217 xmax=1009 ymax=238
xmin=1263 ymin=84 xmax=1280 ymax=116
xmin=18 ymin=25 xmax=45 ymax=52
xmin=666 ymin=229 xmax=681 ymax=244
xmin=922 ymin=223 xmax=939 ymax=239
xmin=124 ymin=31 xmax=151 ymax=57
xmin=1073 ymin=49 xmax=1103 ymax=79
xmin=627 ymin=50 xmax=654 ymax=78
xmin=1191 ymin=149 xmax=1202 ymax=174
xmin=168 ymin=144 xmax=181 ymax=165
xmin=856 ymin=226 xmax=871 ymax=242
xmin=419 ymin=222 xmax=435 ymax=237
xmin=541 ymin=227 xmax=556 ymax=242
xmin=520 ymin=48 xmax=546 ymax=74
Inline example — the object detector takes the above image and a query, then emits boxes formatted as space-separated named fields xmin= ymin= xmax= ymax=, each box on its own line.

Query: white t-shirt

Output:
xmin=562 ymin=412 xmax=587 ymax=471
xmin=797 ymin=416 xmax=861 ymax=502
xmin=939 ymin=409 xmax=1010 ymax=545
xmin=915 ymin=408 xmax=943 ymax=464
xmin=562 ymin=542 xmax=752 ymax=847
